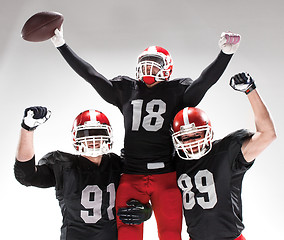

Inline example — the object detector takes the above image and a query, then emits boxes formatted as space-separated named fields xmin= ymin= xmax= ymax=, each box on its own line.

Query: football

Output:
xmin=21 ymin=11 xmax=64 ymax=42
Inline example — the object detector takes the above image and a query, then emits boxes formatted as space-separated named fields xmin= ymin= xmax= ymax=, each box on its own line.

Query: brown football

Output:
xmin=21 ymin=11 xmax=64 ymax=42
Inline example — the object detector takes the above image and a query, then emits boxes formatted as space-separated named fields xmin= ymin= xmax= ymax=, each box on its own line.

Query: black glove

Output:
xmin=230 ymin=72 xmax=256 ymax=94
xmin=21 ymin=106 xmax=51 ymax=131
xmin=117 ymin=199 xmax=152 ymax=225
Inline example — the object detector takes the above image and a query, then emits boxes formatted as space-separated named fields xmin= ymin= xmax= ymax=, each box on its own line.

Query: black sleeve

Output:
xmin=14 ymin=156 xmax=56 ymax=188
xmin=227 ymin=129 xmax=255 ymax=172
xmin=183 ymin=51 xmax=233 ymax=107
xmin=233 ymin=150 xmax=254 ymax=172
xmin=57 ymin=44 xmax=118 ymax=105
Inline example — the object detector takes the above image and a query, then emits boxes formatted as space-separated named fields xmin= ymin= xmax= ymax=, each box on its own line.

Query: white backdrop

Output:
xmin=1 ymin=0 xmax=283 ymax=239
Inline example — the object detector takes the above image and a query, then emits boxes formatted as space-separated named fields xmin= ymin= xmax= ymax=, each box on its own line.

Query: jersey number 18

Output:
xmin=131 ymin=99 xmax=166 ymax=131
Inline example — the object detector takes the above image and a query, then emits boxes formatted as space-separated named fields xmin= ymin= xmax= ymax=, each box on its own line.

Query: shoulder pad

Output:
xmin=224 ymin=129 xmax=253 ymax=144
xmin=214 ymin=129 xmax=253 ymax=153
xmin=38 ymin=151 xmax=74 ymax=166
xmin=170 ymin=78 xmax=193 ymax=86
xmin=104 ymin=153 xmax=123 ymax=171
xmin=111 ymin=75 xmax=136 ymax=82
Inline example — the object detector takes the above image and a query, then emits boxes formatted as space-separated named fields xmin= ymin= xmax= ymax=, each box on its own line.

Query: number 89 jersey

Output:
xmin=175 ymin=130 xmax=254 ymax=240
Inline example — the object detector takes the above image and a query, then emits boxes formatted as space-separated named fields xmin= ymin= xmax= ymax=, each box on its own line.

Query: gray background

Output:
xmin=1 ymin=0 xmax=283 ymax=239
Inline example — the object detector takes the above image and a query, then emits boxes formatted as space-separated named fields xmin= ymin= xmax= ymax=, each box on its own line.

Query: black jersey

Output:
xmin=175 ymin=130 xmax=254 ymax=240
xmin=14 ymin=151 xmax=122 ymax=240
xmin=57 ymin=44 xmax=233 ymax=174
xmin=109 ymin=77 xmax=193 ymax=174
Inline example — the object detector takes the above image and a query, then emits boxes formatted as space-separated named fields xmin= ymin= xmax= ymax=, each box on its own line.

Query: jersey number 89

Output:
xmin=178 ymin=170 xmax=217 ymax=210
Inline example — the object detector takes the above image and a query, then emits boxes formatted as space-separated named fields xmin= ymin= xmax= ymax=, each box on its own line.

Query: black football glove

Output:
xmin=21 ymin=106 xmax=51 ymax=131
xmin=230 ymin=72 xmax=256 ymax=94
xmin=117 ymin=199 xmax=152 ymax=225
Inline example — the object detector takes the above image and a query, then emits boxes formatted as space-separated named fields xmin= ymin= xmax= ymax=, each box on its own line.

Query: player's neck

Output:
xmin=83 ymin=155 xmax=102 ymax=166
xmin=145 ymin=81 xmax=161 ymax=88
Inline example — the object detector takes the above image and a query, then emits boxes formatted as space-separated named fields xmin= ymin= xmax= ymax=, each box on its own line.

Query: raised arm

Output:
xmin=51 ymin=27 xmax=117 ymax=105
xmin=15 ymin=107 xmax=54 ymax=187
xmin=16 ymin=106 xmax=51 ymax=162
xmin=230 ymin=72 xmax=277 ymax=162
xmin=183 ymin=32 xmax=241 ymax=107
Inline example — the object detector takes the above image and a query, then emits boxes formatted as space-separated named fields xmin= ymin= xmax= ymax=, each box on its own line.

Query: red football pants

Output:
xmin=235 ymin=235 xmax=246 ymax=240
xmin=116 ymin=172 xmax=183 ymax=240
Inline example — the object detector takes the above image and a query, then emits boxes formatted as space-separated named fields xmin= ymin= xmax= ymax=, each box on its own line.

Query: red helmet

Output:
xmin=172 ymin=107 xmax=213 ymax=160
xmin=136 ymin=46 xmax=173 ymax=85
xmin=71 ymin=110 xmax=113 ymax=157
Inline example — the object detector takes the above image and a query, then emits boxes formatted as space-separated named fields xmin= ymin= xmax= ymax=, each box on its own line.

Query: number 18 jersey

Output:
xmin=110 ymin=76 xmax=192 ymax=174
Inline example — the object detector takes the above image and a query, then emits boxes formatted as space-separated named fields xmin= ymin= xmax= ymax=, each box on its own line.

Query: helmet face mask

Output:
xmin=71 ymin=110 xmax=113 ymax=157
xmin=172 ymin=125 xmax=213 ymax=160
xmin=172 ymin=108 xmax=213 ymax=160
xmin=136 ymin=46 xmax=173 ymax=85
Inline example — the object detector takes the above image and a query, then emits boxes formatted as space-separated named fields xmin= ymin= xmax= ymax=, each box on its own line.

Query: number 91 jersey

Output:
xmin=175 ymin=130 xmax=254 ymax=240
xmin=38 ymin=151 xmax=122 ymax=240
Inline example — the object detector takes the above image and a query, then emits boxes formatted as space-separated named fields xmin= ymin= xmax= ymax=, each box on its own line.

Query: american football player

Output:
xmin=14 ymin=107 xmax=152 ymax=240
xmin=50 ymin=27 xmax=240 ymax=240
xmin=172 ymin=72 xmax=276 ymax=240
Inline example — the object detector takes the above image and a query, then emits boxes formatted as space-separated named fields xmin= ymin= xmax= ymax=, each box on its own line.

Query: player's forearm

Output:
xmin=247 ymin=90 xmax=276 ymax=140
xmin=16 ymin=128 xmax=35 ymax=162
xmin=58 ymin=44 xmax=96 ymax=76
xmin=57 ymin=44 xmax=109 ymax=83
xmin=183 ymin=51 xmax=232 ymax=106
xmin=198 ymin=51 xmax=233 ymax=87
xmin=242 ymin=89 xmax=276 ymax=161
xmin=57 ymin=44 xmax=117 ymax=102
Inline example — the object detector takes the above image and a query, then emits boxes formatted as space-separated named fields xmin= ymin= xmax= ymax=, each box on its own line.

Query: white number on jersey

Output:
xmin=178 ymin=170 xmax=217 ymax=210
xmin=131 ymin=99 xmax=166 ymax=131
xmin=80 ymin=183 xmax=116 ymax=224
